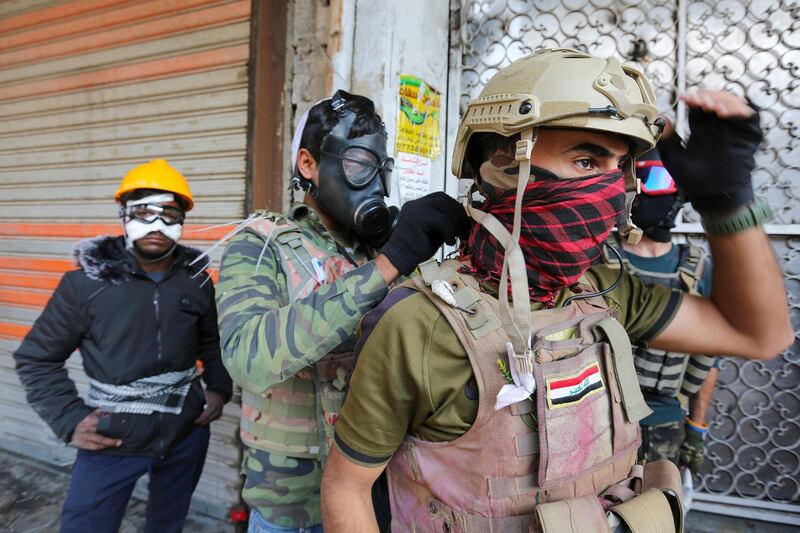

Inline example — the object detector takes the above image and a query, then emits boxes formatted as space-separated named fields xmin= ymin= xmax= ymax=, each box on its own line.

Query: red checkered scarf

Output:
xmin=464 ymin=168 xmax=626 ymax=306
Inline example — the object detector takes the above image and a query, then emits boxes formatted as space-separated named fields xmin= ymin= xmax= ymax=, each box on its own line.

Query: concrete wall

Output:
xmin=350 ymin=0 xmax=453 ymax=204
xmin=278 ymin=0 xmax=337 ymax=210
xmin=283 ymin=0 xmax=457 ymax=207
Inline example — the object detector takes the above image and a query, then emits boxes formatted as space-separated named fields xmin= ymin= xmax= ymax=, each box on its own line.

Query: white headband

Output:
xmin=291 ymin=98 xmax=328 ymax=171
xmin=125 ymin=193 xmax=175 ymax=207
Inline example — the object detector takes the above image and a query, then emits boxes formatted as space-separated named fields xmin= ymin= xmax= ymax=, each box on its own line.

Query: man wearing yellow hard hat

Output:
xmin=14 ymin=159 xmax=232 ymax=533
xmin=115 ymin=159 xmax=195 ymax=261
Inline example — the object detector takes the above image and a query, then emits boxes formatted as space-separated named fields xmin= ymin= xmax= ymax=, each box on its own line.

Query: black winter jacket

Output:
xmin=14 ymin=236 xmax=232 ymax=457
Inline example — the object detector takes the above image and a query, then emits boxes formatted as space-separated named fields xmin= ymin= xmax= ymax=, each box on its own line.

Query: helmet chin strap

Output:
xmin=503 ymin=127 xmax=536 ymax=373
xmin=464 ymin=127 xmax=537 ymax=406
xmin=616 ymin=158 xmax=643 ymax=245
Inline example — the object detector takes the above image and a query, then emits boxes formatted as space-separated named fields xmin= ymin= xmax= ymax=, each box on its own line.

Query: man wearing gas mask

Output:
xmin=602 ymin=149 xmax=720 ymax=479
xmin=215 ymin=91 xmax=468 ymax=532
xmin=14 ymin=159 xmax=232 ymax=533
xmin=321 ymin=49 xmax=792 ymax=532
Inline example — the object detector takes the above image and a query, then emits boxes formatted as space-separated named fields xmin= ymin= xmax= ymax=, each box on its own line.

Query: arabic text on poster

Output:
xmin=396 ymin=152 xmax=432 ymax=203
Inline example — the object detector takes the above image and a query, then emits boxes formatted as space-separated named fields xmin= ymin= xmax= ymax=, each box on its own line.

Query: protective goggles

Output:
xmin=322 ymin=146 xmax=394 ymax=193
xmin=636 ymin=161 xmax=677 ymax=196
xmin=120 ymin=203 xmax=186 ymax=225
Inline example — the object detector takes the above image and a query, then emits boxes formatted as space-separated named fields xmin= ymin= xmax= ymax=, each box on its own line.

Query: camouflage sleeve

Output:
xmin=216 ymin=230 xmax=388 ymax=393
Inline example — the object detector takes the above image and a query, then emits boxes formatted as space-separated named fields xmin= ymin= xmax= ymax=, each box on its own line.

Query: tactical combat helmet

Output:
xmin=453 ymin=48 xmax=662 ymax=182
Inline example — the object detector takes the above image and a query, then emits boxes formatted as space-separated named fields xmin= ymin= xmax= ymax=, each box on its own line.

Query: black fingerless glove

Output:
xmin=658 ymin=103 xmax=763 ymax=213
xmin=380 ymin=192 xmax=470 ymax=276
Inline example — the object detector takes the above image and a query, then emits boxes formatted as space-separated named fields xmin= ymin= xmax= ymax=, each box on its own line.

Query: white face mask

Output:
xmin=122 ymin=193 xmax=183 ymax=249
xmin=123 ymin=218 xmax=183 ymax=249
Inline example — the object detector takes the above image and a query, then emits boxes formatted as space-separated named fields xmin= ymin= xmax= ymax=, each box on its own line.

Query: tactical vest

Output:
xmin=386 ymin=260 xmax=684 ymax=533
xmin=602 ymin=239 xmax=714 ymax=397
xmin=239 ymin=214 xmax=358 ymax=462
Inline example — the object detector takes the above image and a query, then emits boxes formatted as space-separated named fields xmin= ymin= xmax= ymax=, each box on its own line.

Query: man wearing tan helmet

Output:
xmin=14 ymin=160 xmax=232 ymax=533
xmin=320 ymin=49 xmax=792 ymax=532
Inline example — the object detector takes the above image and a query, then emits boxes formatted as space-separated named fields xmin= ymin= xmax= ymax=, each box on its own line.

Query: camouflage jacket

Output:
xmin=216 ymin=203 xmax=388 ymax=393
xmin=216 ymin=203 xmax=388 ymax=528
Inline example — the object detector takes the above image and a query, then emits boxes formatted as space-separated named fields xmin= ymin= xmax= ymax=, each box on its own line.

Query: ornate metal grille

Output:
xmin=699 ymin=238 xmax=799 ymax=502
xmin=458 ymin=0 xmax=800 ymax=516
xmin=678 ymin=1 xmax=799 ymax=228
xmin=461 ymin=0 xmax=680 ymax=116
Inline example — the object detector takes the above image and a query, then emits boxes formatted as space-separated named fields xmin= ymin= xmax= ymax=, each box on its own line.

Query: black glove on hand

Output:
xmin=380 ymin=192 xmax=470 ymax=276
xmin=658 ymin=102 xmax=762 ymax=213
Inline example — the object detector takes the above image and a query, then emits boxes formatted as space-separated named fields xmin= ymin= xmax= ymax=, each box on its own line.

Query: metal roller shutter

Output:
xmin=0 ymin=0 xmax=253 ymax=519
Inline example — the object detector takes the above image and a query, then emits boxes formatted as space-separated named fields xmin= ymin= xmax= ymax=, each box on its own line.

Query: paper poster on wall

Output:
xmin=396 ymin=152 xmax=431 ymax=203
xmin=396 ymin=75 xmax=442 ymax=160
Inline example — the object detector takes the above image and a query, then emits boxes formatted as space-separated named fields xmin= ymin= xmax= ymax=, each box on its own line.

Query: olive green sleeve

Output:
xmin=587 ymin=264 xmax=684 ymax=343
xmin=216 ymin=230 xmax=388 ymax=394
xmin=333 ymin=292 xmax=437 ymax=466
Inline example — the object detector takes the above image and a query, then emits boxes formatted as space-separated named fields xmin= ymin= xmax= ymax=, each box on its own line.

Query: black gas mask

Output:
xmin=631 ymin=192 xmax=685 ymax=242
xmin=306 ymin=91 xmax=398 ymax=247
xmin=631 ymin=149 xmax=686 ymax=242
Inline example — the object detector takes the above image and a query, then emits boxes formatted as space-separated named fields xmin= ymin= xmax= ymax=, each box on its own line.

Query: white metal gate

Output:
xmin=451 ymin=0 xmax=799 ymax=524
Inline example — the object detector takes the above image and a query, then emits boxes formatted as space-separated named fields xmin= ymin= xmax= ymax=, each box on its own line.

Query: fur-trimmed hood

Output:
xmin=73 ymin=235 xmax=206 ymax=284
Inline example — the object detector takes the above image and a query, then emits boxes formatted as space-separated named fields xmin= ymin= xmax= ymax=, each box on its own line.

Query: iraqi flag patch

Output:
xmin=546 ymin=362 xmax=605 ymax=409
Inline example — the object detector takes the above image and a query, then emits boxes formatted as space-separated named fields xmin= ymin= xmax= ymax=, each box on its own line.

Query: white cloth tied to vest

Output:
xmin=495 ymin=341 xmax=537 ymax=410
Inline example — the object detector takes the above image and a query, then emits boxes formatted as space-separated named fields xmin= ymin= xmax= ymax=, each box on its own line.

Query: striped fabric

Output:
xmin=87 ymin=366 xmax=198 ymax=415
xmin=613 ymin=241 xmax=715 ymax=397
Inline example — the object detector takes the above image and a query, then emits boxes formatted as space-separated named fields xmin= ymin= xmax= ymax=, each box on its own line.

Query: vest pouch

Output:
xmin=642 ymin=460 xmax=684 ymax=533
xmin=240 ymin=378 xmax=320 ymax=459
xmin=313 ymin=352 xmax=354 ymax=465
xmin=316 ymin=380 xmax=345 ymax=465
xmin=608 ymin=489 xmax=677 ymax=533
xmin=601 ymin=343 xmax=642 ymax=459
xmin=535 ymin=343 xmax=616 ymax=489
xmin=535 ymin=495 xmax=608 ymax=533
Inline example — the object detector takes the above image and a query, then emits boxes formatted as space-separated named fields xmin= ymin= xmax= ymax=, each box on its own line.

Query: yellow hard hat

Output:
xmin=115 ymin=159 xmax=194 ymax=210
